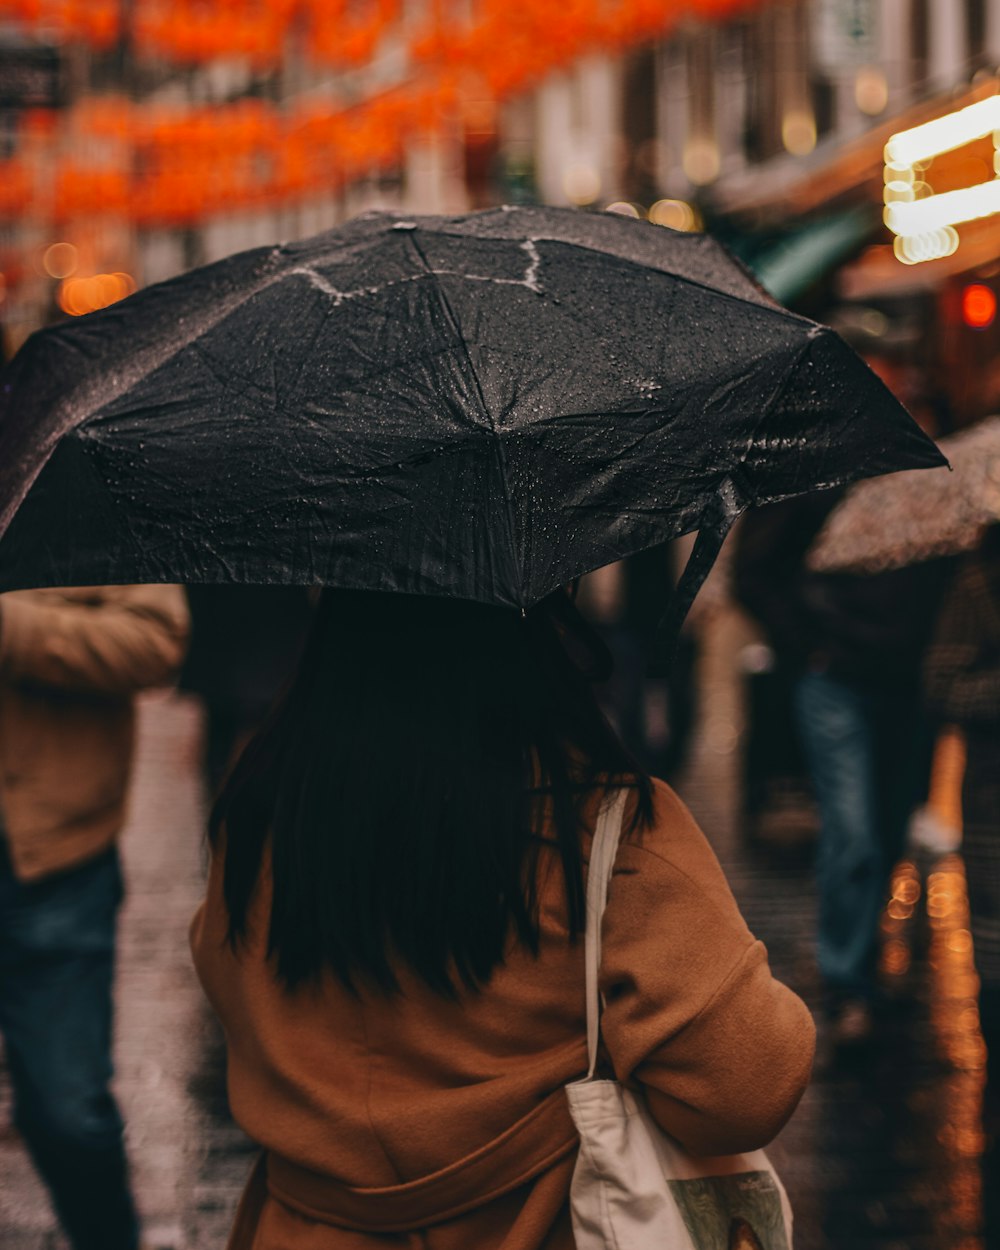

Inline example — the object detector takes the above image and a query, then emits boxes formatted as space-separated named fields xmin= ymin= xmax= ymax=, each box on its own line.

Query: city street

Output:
xmin=0 ymin=608 xmax=988 ymax=1250
xmin=1 ymin=3 xmax=998 ymax=1249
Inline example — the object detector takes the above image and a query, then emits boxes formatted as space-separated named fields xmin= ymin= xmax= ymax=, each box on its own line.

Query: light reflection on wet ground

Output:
xmin=924 ymin=856 xmax=986 ymax=1249
xmin=682 ymin=607 xmax=992 ymax=1250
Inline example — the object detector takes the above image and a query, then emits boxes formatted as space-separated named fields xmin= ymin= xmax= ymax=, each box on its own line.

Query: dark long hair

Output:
xmin=211 ymin=588 xmax=652 ymax=994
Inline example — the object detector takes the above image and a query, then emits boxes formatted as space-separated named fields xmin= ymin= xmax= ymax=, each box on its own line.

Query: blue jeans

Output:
xmin=0 ymin=844 xmax=139 ymax=1250
xmin=794 ymin=671 xmax=928 ymax=1005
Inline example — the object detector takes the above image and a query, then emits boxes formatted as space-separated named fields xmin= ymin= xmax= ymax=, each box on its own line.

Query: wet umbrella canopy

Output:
xmin=808 ymin=415 xmax=1000 ymax=575
xmin=0 ymin=206 xmax=944 ymax=633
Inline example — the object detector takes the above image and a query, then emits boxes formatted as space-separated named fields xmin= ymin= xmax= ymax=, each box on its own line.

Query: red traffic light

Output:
xmin=961 ymin=283 xmax=997 ymax=329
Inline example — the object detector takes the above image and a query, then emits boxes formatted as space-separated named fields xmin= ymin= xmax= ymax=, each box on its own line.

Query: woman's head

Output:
xmin=213 ymin=587 xmax=650 ymax=994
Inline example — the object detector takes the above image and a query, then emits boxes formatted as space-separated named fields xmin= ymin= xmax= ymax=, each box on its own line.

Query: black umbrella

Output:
xmin=0 ymin=205 xmax=943 ymax=654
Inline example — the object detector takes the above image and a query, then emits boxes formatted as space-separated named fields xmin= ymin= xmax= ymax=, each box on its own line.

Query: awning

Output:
xmin=742 ymin=208 xmax=875 ymax=303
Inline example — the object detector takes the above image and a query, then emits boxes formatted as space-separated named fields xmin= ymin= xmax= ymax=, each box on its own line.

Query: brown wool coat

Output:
xmin=0 ymin=585 xmax=190 ymax=881
xmin=191 ymin=779 xmax=815 ymax=1250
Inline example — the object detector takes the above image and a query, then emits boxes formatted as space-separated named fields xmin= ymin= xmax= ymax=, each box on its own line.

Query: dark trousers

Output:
xmin=0 ymin=844 xmax=139 ymax=1250
xmin=793 ymin=671 xmax=928 ymax=1003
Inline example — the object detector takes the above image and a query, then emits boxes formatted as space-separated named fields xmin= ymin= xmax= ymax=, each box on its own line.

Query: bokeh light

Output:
xmin=58 ymin=272 xmax=136 ymax=316
xmin=42 ymin=242 xmax=78 ymax=280
xmin=648 ymin=199 xmax=699 ymax=231
xmin=961 ymin=282 xmax=997 ymax=328
xmin=855 ymin=66 xmax=889 ymax=116
xmin=604 ymin=201 xmax=641 ymax=217
xmin=682 ymin=136 xmax=720 ymax=185
xmin=893 ymin=227 xmax=960 ymax=265
xmin=781 ymin=109 xmax=817 ymax=156
xmin=562 ymin=163 xmax=601 ymax=205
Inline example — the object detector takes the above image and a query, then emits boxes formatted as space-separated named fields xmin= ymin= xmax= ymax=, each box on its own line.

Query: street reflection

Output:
xmin=796 ymin=854 xmax=988 ymax=1250
xmin=925 ymin=855 xmax=986 ymax=1249
xmin=880 ymin=858 xmax=921 ymax=979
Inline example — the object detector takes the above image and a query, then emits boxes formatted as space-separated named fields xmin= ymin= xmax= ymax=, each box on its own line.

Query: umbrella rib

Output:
xmin=286 ymin=242 xmax=540 ymax=307
xmin=406 ymin=231 xmax=522 ymax=597
xmin=417 ymin=222 xmax=811 ymax=327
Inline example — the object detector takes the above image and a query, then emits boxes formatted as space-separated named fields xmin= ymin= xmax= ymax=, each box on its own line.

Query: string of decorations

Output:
xmin=0 ymin=0 xmax=770 ymax=66
xmin=0 ymin=0 xmax=782 ymax=226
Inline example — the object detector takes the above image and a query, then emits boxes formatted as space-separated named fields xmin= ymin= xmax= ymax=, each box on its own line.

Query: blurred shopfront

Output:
xmin=0 ymin=3 xmax=998 ymax=351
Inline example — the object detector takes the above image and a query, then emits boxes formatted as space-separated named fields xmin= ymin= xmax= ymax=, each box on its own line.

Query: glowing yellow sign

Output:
xmin=883 ymin=94 xmax=1000 ymax=265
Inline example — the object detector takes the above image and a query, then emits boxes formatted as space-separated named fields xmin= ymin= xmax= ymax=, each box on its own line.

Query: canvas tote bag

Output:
xmin=566 ymin=789 xmax=795 ymax=1250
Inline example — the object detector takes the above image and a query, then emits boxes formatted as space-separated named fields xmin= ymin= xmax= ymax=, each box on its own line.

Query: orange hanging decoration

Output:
xmin=0 ymin=159 xmax=33 ymax=218
xmin=0 ymin=0 xmax=794 ymax=226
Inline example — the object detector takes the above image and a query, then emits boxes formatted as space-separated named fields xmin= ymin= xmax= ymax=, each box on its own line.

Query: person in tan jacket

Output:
xmin=0 ymin=585 xmax=189 ymax=1250
xmin=192 ymin=589 xmax=814 ymax=1250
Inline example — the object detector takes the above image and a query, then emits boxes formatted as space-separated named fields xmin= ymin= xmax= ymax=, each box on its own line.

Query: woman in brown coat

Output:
xmin=191 ymin=590 xmax=815 ymax=1249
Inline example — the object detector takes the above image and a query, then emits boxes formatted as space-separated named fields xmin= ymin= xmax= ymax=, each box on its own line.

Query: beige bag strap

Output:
xmin=584 ymin=788 xmax=630 ymax=1079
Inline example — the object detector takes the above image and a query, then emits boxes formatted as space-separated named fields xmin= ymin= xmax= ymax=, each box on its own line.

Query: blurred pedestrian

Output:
xmin=0 ymin=585 xmax=189 ymax=1250
xmin=191 ymin=590 xmax=815 ymax=1249
xmin=735 ymin=492 xmax=952 ymax=1044
xmin=179 ymin=586 xmax=312 ymax=794
xmin=924 ymin=523 xmax=1000 ymax=1248
xmin=579 ymin=543 xmax=699 ymax=782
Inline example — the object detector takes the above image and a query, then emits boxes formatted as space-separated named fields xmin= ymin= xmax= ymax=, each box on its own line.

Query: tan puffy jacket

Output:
xmin=0 ymin=585 xmax=190 ymax=882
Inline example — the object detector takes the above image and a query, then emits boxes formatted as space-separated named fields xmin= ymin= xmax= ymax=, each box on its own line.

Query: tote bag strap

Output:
xmin=584 ymin=787 xmax=630 ymax=1079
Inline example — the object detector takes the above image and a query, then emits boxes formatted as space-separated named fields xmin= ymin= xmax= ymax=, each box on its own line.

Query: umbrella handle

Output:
xmin=648 ymin=481 xmax=745 ymax=676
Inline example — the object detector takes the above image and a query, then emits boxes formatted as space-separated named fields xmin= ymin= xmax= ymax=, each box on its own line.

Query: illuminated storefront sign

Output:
xmin=884 ymin=95 xmax=1000 ymax=265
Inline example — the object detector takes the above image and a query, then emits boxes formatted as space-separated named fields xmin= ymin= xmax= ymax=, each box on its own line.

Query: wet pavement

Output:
xmin=0 ymin=610 xmax=990 ymax=1249
xmin=685 ymin=611 xmax=986 ymax=1250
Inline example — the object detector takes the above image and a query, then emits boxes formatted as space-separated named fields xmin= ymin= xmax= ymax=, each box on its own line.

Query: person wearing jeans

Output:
xmin=735 ymin=493 xmax=950 ymax=1043
xmin=793 ymin=669 xmax=929 ymax=1005
xmin=0 ymin=586 xmax=188 ymax=1250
